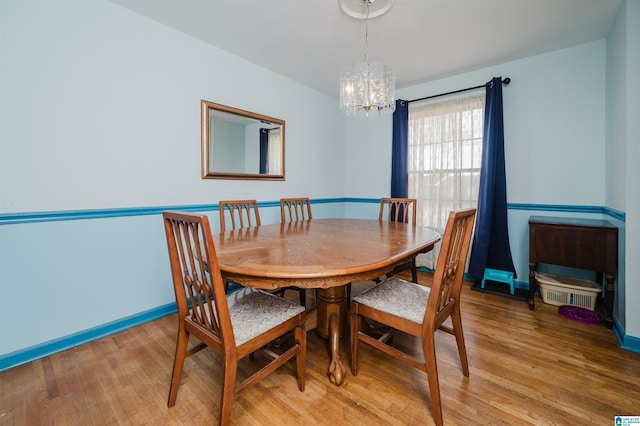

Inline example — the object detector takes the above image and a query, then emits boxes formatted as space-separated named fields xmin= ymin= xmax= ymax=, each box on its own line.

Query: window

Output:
xmin=408 ymin=94 xmax=484 ymax=268
xmin=267 ymin=128 xmax=283 ymax=174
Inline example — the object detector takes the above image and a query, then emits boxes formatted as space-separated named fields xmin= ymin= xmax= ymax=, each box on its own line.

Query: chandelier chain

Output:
xmin=364 ymin=2 xmax=370 ymax=64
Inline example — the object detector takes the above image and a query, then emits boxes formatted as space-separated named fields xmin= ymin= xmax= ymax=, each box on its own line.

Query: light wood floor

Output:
xmin=2 ymin=272 xmax=639 ymax=425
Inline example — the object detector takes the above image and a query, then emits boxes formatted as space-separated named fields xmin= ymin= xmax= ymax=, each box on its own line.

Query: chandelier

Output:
xmin=339 ymin=0 xmax=396 ymax=116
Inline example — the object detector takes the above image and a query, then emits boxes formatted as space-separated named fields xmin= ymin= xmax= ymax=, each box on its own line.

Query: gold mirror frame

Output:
xmin=201 ymin=100 xmax=285 ymax=180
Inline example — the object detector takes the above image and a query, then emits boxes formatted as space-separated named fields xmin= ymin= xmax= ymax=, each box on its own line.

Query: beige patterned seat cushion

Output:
xmin=226 ymin=287 xmax=305 ymax=346
xmin=352 ymin=277 xmax=430 ymax=324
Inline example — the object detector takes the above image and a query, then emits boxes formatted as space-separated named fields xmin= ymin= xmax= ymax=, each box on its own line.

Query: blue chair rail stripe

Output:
xmin=0 ymin=198 xmax=350 ymax=225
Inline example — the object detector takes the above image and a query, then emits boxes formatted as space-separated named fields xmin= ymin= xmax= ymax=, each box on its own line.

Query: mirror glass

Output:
xmin=201 ymin=100 xmax=285 ymax=180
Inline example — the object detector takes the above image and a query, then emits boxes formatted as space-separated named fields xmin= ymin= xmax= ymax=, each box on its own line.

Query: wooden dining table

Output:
xmin=213 ymin=218 xmax=441 ymax=386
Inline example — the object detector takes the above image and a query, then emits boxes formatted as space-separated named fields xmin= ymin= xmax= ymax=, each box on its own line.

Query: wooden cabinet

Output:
xmin=528 ymin=216 xmax=617 ymax=328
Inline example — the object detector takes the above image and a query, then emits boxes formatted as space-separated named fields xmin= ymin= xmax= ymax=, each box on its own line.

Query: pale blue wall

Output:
xmin=0 ymin=0 xmax=345 ymax=358
xmin=615 ymin=0 xmax=640 ymax=339
xmin=345 ymin=40 xmax=607 ymax=204
xmin=606 ymin=2 xmax=628 ymax=213
xmin=603 ymin=0 xmax=640 ymax=341
xmin=606 ymin=2 xmax=629 ymax=331
xmin=0 ymin=0 xmax=345 ymax=214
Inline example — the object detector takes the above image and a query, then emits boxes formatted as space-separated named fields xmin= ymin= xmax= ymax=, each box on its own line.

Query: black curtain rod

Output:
xmin=405 ymin=77 xmax=511 ymax=104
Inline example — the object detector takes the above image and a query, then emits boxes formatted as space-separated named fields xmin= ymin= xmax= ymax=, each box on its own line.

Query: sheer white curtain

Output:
xmin=408 ymin=94 xmax=485 ymax=269
xmin=267 ymin=129 xmax=282 ymax=174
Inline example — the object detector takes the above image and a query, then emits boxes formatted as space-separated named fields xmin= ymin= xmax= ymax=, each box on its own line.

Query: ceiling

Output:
xmin=110 ymin=0 xmax=623 ymax=97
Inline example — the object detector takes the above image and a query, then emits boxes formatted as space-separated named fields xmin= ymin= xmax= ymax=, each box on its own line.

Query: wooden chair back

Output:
xmin=379 ymin=198 xmax=419 ymax=282
xmin=426 ymin=208 xmax=477 ymax=329
xmin=280 ymin=198 xmax=312 ymax=223
xmin=278 ymin=197 xmax=312 ymax=306
xmin=379 ymin=197 xmax=417 ymax=225
xmin=163 ymin=211 xmax=235 ymax=355
xmin=219 ymin=200 xmax=261 ymax=232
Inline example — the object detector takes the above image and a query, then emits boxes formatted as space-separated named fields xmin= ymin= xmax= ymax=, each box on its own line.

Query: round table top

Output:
xmin=214 ymin=218 xmax=440 ymax=289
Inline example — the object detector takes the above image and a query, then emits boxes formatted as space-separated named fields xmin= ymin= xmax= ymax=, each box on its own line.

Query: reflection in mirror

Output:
xmin=201 ymin=100 xmax=285 ymax=180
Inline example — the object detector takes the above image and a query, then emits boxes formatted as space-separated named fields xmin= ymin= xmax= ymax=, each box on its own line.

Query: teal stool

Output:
xmin=481 ymin=268 xmax=515 ymax=295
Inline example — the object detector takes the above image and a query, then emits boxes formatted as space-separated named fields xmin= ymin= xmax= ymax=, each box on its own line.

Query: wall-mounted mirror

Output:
xmin=201 ymin=100 xmax=285 ymax=180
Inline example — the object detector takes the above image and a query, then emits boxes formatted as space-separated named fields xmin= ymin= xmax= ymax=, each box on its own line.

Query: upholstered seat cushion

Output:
xmin=226 ymin=287 xmax=305 ymax=346
xmin=352 ymin=277 xmax=430 ymax=324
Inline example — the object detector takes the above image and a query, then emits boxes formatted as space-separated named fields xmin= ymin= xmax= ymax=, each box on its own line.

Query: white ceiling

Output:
xmin=110 ymin=0 xmax=623 ymax=97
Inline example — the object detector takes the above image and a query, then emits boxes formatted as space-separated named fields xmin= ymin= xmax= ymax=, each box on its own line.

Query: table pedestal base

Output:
xmin=316 ymin=287 xmax=348 ymax=386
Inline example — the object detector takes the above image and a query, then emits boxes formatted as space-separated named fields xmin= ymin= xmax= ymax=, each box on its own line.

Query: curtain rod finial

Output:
xmin=503 ymin=77 xmax=511 ymax=85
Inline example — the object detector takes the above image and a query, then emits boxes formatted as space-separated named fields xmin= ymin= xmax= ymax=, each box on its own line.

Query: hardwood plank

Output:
xmin=1 ymin=271 xmax=639 ymax=425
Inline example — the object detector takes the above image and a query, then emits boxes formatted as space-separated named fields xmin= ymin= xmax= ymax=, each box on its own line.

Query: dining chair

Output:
xmin=379 ymin=197 xmax=419 ymax=283
xmin=163 ymin=211 xmax=306 ymax=426
xmin=219 ymin=199 xmax=262 ymax=233
xmin=279 ymin=197 xmax=312 ymax=307
xmin=218 ymin=200 xmax=262 ymax=293
xmin=344 ymin=197 xmax=420 ymax=302
xmin=220 ymin=199 xmax=306 ymax=306
xmin=280 ymin=197 xmax=312 ymax=222
xmin=350 ymin=208 xmax=477 ymax=426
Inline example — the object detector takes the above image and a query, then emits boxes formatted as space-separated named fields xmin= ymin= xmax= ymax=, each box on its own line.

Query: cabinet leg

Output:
xmin=528 ymin=263 xmax=537 ymax=310
xmin=604 ymin=274 xmax=615 ymax=329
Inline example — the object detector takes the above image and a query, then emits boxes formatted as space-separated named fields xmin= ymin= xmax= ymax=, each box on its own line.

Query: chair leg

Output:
xmin=167 ymin=328 xmax=189 ymax=407
xmin=423 ymin=336 xmax=443 ymax=426
xmin=350 ymin=310 xmax=360 ymax=376
xmin=219 ymin=358 xmax=238 ymax=426
xmin=451 ymin=306 xmax=469 ymax=376
xmin=411 ymin=259 xmax=418 ymax=283
xmin=295 ymin=324 xmax=307 ymax=392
